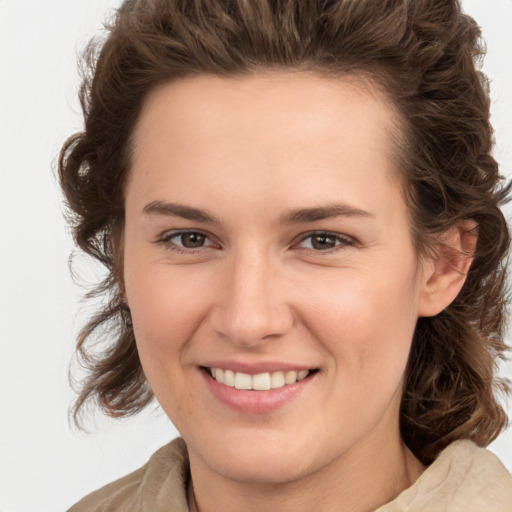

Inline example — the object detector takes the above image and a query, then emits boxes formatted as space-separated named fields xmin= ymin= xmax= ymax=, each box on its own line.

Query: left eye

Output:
xmin=297 ymin=233 xmax=352 ymax=251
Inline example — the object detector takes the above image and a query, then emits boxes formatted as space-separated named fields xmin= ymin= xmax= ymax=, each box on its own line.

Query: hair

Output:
xmin=59 ymin=0 xmax=510 ymax=464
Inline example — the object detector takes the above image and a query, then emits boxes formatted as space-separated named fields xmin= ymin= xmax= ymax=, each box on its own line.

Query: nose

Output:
xmin=209 ymin=248 xmax=294 ymax=346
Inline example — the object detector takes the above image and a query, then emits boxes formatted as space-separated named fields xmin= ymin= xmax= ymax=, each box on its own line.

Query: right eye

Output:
xmin=157 ymin=230 xmax=215 ymax=252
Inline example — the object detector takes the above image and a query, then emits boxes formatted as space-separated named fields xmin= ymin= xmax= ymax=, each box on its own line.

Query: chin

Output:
xmin=188 ymin=427 xmax=324 ymax=485
xmin=211 ymin=452 xmax=312 ymax=485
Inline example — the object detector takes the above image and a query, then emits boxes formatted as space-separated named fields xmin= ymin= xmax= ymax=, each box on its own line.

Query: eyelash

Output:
xmin=155 ymin=230 xmax=355 ymax=255
xmin=156 ymin=230 xmax=215 ymax=254
xmin=294 ymin=232 xmax=355 ymax=252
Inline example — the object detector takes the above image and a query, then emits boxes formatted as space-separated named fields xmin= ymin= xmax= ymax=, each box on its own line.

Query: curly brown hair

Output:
xmin=59 ymin=0 xmax=510 ymax=464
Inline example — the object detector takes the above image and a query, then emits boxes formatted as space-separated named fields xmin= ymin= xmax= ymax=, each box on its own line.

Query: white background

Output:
xmin=0 ymin=1 xmax=511 ymax=511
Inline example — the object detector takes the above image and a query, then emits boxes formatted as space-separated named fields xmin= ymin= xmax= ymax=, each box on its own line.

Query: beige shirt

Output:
xmin=68 ymin=437 xmax=512 ymax=511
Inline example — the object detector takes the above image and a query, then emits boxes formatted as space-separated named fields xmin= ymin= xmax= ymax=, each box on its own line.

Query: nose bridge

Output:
xmin=212 ymin=244 xmax=292 ymax=345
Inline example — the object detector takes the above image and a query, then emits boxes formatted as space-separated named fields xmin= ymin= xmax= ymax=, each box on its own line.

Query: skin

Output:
xmin=123 ymin=72 xmax=470 ymax=512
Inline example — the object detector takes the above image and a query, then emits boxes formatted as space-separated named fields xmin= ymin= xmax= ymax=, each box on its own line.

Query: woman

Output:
xmin=60 ymin=0 xmax=512 ymax=510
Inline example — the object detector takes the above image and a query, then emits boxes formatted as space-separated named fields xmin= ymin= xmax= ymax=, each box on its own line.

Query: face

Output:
xmin=123 ymin=72 xmax=427 ymax=485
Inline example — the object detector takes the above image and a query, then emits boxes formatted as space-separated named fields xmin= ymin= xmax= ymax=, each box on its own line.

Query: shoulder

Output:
xmin=379 ymin=440 xmax=512 ymax=512
xmin=434 ymin=440 xmax=512 ymax=508
xmin=67 ymin=437 xmax=190 ymax=512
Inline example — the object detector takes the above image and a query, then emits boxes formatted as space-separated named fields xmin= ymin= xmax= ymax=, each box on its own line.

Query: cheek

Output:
xmin=124 ymin=266 xmax=216 ymax=428
xmin=124 ymin=262 xmax=212 ymax=371
xmin=300 ymin=266 xmax=419 ymax=380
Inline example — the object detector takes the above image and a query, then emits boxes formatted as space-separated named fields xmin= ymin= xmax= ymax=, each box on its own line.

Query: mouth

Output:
xmin=203 ymin=367 xmax=318 ymax=391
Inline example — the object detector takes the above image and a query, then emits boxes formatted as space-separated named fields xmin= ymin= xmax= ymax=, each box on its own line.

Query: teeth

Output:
xmin=297 ymin=370 xmax=309 ymax=381
xmin=271 ymin=371 xmax=285 ymax=389
xmin=285 ymin=370 xmax=298 ymax=385
xmin=224 ymin=369 xmax=235 ymax=387
xmin=235 ymin=372 xmax=252 ymax=390
xmin=209 ymin=368 xmax=311 ymax=390
xmin=252 ymin=373 xmax=271 ymax=391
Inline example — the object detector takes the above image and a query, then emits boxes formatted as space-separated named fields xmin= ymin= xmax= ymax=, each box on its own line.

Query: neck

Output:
xmin=187 ymin=434 xmax=425 ymax=512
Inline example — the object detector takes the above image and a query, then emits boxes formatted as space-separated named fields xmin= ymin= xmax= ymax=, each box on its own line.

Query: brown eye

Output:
xmin=297 ymin=232 xmax=352 ymax=251
xmin=159 ymin=230 xmax=213 ymax=251
xmin=179 ymin=232 xmax=207 ymax=248
xmin=310 ymin=234 xmax=337 ymax=250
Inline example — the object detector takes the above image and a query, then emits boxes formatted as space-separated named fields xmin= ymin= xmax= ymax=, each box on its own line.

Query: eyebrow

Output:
xmin=278 ymin=204 xmax=374 ymax=224
xmin=142 ymin=201 xmax=221 ymax=224
xmin=143 ymin=200 xmax=374 ymax=225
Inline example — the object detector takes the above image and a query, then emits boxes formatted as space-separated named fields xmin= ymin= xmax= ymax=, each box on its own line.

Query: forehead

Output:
xmin=132 ymin=71 xmax=401 ymax=165
xmin=128 ymin=71 xmax=405 ymax=220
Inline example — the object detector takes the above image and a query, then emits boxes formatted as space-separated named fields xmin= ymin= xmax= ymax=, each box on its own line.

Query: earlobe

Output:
xmin=417 ymin=220 xmax=478 ymax=317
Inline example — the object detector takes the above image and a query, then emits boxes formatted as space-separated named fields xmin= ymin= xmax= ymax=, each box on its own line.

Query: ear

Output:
xmin=417 ymin=220 xmax=478 ymax=317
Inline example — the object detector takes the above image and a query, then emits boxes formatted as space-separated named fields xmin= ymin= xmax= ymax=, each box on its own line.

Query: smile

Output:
xmin=208 ymin=367 xmax=313 ymax=391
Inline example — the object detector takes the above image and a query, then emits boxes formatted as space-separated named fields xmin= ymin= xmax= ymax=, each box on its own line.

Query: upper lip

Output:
xmin=201 ymin=360 xmax=317 ymax=375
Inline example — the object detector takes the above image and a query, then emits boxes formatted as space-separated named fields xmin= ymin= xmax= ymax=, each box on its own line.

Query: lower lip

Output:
xmin=201 ymin=369 xmax=315 ymax=414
